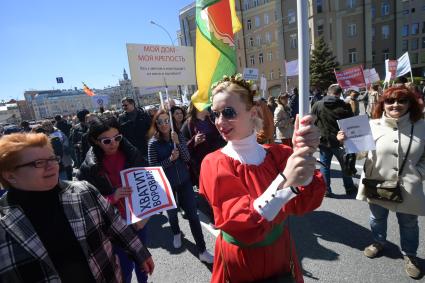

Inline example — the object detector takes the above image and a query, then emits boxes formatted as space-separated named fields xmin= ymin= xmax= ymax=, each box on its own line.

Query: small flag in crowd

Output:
xmin=56 ymin=77 xmax=64 ymax=84
xmin=191 ymin=0 xmax=241 ymax=111
xmin=82 ymin=82 xmax=95 ymax=97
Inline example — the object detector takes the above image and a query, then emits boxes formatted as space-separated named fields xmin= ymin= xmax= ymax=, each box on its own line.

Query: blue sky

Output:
xmin=0 ymin=0 xmax=193 ymax=101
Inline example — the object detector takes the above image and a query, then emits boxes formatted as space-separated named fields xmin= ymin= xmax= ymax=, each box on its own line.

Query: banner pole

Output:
xmin=410 ymin=71 xmax=414 ymax=83
xmin=163 ymin=77 xmax=176 ymax=149
xmin=297 ymin=0 xmax=310 ymax=118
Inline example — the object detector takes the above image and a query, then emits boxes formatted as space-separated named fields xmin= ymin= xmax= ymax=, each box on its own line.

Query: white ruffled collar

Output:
xmin=221 ymin=132 xmax=266 ymax=165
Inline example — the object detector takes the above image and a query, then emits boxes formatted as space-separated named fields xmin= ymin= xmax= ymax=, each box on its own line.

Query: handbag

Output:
xmin=342 ymin=152 xmax=357 ymax=177
xmin=363 ymin=124 xmax=414 ymax=203
xmin=220 ymin=218 xmax=296 ymax=283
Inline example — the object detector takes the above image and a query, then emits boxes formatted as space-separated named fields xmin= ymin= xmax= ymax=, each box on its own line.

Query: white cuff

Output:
xmin=253 ymin=174 xmax=298 ymax=221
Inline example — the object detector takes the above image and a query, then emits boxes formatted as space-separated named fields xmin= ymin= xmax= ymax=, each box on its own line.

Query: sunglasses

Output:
xmin=98 ymin=134 xmax=123 ymax=145
xmin=384 ymin=98 xmax=409 ymax=105
xmin=211 ymin=107 xmax=238 ymax=120
xmin=15 ymin=156 xmax=61 ymax=169
xmin=156 ymin=119 xmax=170 ymax=126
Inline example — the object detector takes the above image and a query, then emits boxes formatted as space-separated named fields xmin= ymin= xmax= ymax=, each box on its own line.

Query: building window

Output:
xmin=348 ymin=23 xmax=357 ymax=37
xmin=412 ymin=23 xmax=419 ymax=35
xmin=381 ymin=1 xmax=390 ymax=16
xmin=290 ymin=34 xmax=297 ymax=48
xmin=316 ymin=0 xmax=323 ymax=13
xmin=259 ymin=53 xmax=264 ymax=64
xmin=348 ymin=48 xmax=357 ymax=63
xmin=243 ymin=0 xmax=249 ymax=10
xmin=422 ymin=22 xmax=425 ymax=33
xmin=268 ymin=52 xmax=273 ymax=61
xmin=420 ymin=52 xmax=425 ymax=64
xmin=402 ymin=9 xmax=409 ymax=15
xmin=247 ymin=19 xmax=252 ymax=30
xmin=317 ymin=24 xmax=324 ymax=36
xmin=371 ymin=6 xmax=376 ymax=18
xmin=253 ymin=0 xmax=258 ymax=7
xmin=249 ymin=37 xmax=254 ymax=47
xmin=265 ymin=32 xmax=272 ymax=43
xmin=372 ymin=51 xmax=376 ymax=63
xmin=255 ymin=16 xmax=260 ymax=28
xmin=411 ymin=38 xmax=419 ymax=50
xmin=411 ymin=53 xmax=418 ymax=64
xmin=382 ymin=48 xmax=390 ymax=60
xmin=270 ymin=70 xmax=274 ymax=80
xmin=422 ymin=37 xmax=425 ymax=48
xmin=402 ymin=40 xmax=409 ymax=51
xmin=264 ymin=13 xmax=269 ymax=25
xmin=250 ymin=55 xmax=255 ymax=66
xmin=402 ymin=24 xmax=409 ymax=37
xmin=256 ymin=35 xmax=261 ymax=46
xmin=288 ymin=9 xmax=296 ymax=24
xmin=382 ymin=25 xmax=389 ymax=39
xmin=347 ymin=0 xmax=356 ymax=9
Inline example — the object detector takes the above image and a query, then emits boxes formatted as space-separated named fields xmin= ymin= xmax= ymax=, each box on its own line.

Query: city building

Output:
xmin=16 ymin=100 xmax=35 ymax=121
xmin=0 ymin=103 xmax=21 ymax=124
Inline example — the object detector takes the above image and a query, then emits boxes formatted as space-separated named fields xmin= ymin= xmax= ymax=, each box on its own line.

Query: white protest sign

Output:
xmin=91 ymin=95 xmax=109 ymax=109
xmin=127 ymin=43 xmax=196 ymax=87
xmin=120 ymin=167 xmax=176 ymax=224
xmin=337 ymin=115 xmax=376 ymax=154
xmin=243 ymin=68 xmax=259 ymax=80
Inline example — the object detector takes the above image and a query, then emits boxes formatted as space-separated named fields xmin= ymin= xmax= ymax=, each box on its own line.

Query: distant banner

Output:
xmin=91 ymin=95 xmax=109 ymax=109
xmin=363 ymin=68 xmax=380 ymax=86
xmin=396 ymin=52 xmax=411 ymax=77
xmin=334 ymin=66 xmax=365 ymax=89
xmin=127 ymin=43 xmax=196 ymax=87
xmin=385 ymin=59 xmax=398 ymax=80
xmin=243 ymin=68 xmax=259 ymax=80
xmin=285 ymin=59 xmax=299 ymax=77
xmin=121 ymin=167 xmax=176 ymax=225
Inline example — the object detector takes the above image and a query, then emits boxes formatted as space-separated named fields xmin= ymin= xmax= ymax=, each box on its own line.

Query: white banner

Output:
xmin=121 ymin=167 xmax=176 ymax=224
xmin=260 ymin=76 xmax=267 ymax=91
xmin=396 ymin=52 xmax=411 ymax=77
xmin=363 ymin=68 xmax=380 ymax=85
xmin=91 ymin=95 xmax=109 ymax=109
xmin=127 ymin=43 xmax=196 ymax=87
xmin=285 ymin=59 xmax=299 ymax=77
xmin=243 ymin=68 xmax=259 ymax=80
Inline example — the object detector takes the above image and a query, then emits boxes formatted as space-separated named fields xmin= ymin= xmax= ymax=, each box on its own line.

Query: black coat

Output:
xmin=77 ymin=138 xmax=148 ymax=196
xmin=118 ymin=108 xmax=152 ymax=158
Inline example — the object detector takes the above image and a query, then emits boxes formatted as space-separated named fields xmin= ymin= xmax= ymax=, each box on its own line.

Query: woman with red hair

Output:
xmin=339 ymin=86 xmax=425 ymax=279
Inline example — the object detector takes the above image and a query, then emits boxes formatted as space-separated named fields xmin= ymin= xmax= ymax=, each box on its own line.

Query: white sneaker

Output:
xmin=173 ymin=233 xmax=182 ymax=249
xmin=199 ymin=250 xmax=214 ymax=264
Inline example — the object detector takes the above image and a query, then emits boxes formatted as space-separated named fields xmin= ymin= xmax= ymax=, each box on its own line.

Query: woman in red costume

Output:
xmin=199 ymin=75 xmax=326 ymax=283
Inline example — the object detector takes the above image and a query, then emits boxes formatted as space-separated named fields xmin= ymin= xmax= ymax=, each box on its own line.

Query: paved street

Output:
xmin=138 ymin=155 xmax=425 ymax=283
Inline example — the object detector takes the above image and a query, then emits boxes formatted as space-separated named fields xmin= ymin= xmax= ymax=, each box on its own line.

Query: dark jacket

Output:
xmin=55 ymin=119 xmax=72 ymax=137
xmin=311 ymin=95 xmax=354 ymax=148
xmin=70 ymin=122 xmax=90 ymax=165
xmin=147 ymin=132 xmax=191 ymax=187
xmin=118 ymin=108 xmax=152 ymax=157
xmin=77 ymin=138 xmax=147 ymax=196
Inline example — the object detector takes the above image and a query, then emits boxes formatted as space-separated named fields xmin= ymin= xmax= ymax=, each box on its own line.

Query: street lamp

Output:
xmin=150 ymin=20 xmax=175 ymax=47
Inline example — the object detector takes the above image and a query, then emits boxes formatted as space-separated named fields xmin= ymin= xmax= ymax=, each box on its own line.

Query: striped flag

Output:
xmin=82 ymin=82 xmax=95 ymax=97
xmin=191 ymin=0 xmax=241 ymax=111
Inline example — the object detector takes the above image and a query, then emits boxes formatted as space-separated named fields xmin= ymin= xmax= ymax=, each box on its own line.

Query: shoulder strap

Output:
xmin=399 ymin=123 xmax=414 ymax=177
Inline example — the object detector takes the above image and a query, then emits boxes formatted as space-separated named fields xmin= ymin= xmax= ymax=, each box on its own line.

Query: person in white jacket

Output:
xmin=338 ymin=85 xmax=425 ymax=279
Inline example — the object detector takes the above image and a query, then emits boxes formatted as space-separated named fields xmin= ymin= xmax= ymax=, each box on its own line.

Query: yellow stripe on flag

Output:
xmin=229 ymin=0 xmax=241 ymax=34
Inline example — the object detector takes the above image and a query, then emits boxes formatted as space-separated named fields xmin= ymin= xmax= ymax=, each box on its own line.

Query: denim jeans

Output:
xmin=114 ymin=228 xmax=148 ymax=283
xmin=167 ymin=179 xmax=207 ymax=253
xmin=319 ymin=145 xmax=355 ymax=193
xmin=369 ymin=203 xmax=419 ymax=256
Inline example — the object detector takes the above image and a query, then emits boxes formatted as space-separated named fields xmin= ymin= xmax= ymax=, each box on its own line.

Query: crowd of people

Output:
xmin=0 ymin=76 xmax=424 ymax=282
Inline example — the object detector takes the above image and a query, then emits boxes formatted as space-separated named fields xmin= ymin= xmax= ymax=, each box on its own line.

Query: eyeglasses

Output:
xmin=211 ymin=107 xmax=238 ymax=120
xmin=156 ymin=119 xmax=170 ymax=126
xmin=98 ymin=134 xmax=123 ymax=145
xmin=122 ymin=104 xmax=130 ymax=108
xmin=384 ymin=98 xmax=409 ymax=105
xmin=15 ymin=156 xmax=61 ymax=169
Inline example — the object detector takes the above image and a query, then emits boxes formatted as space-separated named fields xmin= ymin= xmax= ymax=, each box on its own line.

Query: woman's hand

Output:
xmin=282 ymin=146 xmax=317 ymax=188
xmin=337 ymin=130 xmax=346 ymax=144
xmin=194 ymin=131 xmax=206 ymax=146
xmin=113 ymin=186 xmax=132 ymax=203
xmin=171 ymin=131 xmax=180 ymax=145
xmin=292 ymin=115 xmax=320 ymax=149
xmin=140 ymin=257 xmax=155 ymax=275
xmin=169 ymin=148 xmax=180 ymax=162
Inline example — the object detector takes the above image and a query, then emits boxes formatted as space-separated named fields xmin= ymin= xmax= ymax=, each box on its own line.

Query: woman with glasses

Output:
xmin=0 ymin=133 xmax=154 ymax=282
xmin=77 ymin=117 xmax=151 ymax=283
xmin=274 ymin=92 xmax=294 ymax=147
xmin=147 ymin=109 xmax=214 ymax=264
xmin=199 ymin=75 xmax=325 ymax=283
xmin=338 ymin=86 xmax=425 ymax=279
xmin=170 ymin=105 xmax=187 ymax=132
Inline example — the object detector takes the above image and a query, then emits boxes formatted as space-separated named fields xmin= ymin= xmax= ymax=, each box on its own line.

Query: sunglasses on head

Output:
xmin=211 ymin=107 xmax=238 ymax=120
xmin=384 ymin=98 xmax=409 ymax=105
xmin=156 ymin=119 xmax=170 ymax=126
xmin=98 ymin=134 xmax=123 ymax=145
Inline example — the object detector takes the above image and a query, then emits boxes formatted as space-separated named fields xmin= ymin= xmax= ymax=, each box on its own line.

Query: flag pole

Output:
xmin=410 ymin=71 xmax=414 ymax=83
xmin=297 ymin=0 xmax=310 ymax=118
xmin=163 ymin=77 xmax=176 ymax=149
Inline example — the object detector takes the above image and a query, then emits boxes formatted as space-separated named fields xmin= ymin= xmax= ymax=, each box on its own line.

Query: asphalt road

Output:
xmin=136 ymin=155 xmax=425 ymax=283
